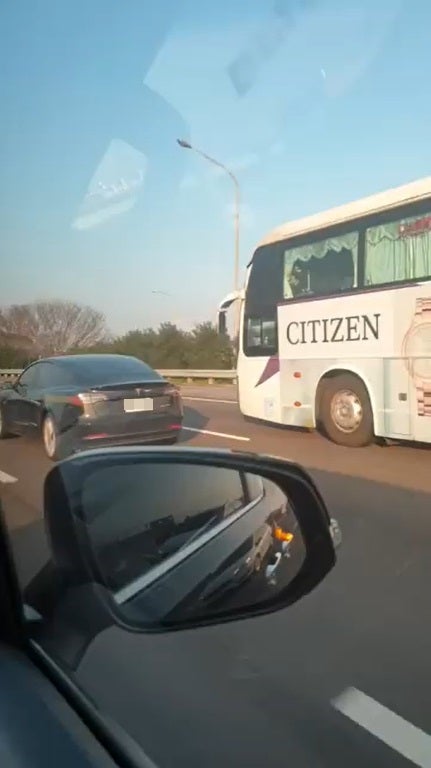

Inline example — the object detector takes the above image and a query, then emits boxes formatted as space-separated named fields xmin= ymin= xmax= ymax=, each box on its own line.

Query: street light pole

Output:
xmin=177 ymin=139 xmax=240 ymax=294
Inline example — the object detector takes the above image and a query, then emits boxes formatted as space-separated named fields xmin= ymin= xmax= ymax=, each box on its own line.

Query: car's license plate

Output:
xmin=124 ymin=398 xmax=154 ymax=412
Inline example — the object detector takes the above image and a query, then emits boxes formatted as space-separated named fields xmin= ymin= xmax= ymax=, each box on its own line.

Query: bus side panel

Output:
xmin=277 ymin=285 xmax=431 ymax=444
xmin=401 ymin=283 xmax=431 ymax=444
xmin=277 ymin=357 xmax=388 ymax=432
xmin=278 ymin=357 xmax=413 ymax=438
xmin=236 ymin=354 xmax=282 ymax=423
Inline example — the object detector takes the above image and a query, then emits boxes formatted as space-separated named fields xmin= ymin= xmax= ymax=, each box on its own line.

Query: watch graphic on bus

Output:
xmin=402 ymin=298 xmax=431 ymax=417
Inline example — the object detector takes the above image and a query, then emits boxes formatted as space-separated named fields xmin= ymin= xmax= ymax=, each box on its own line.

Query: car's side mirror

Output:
xmin=217 ymin=310 xmax=227 ymax=335
xmin=29 ymin=448 xmax=340 ymax=668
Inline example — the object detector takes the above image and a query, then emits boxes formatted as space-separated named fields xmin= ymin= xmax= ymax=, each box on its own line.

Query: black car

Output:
xmin=0 ymin=354 xmax=183 ymax=460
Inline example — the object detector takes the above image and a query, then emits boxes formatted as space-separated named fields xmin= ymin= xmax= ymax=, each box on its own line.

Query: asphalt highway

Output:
xmin=1 ymin=385 xmax=430 ymax=768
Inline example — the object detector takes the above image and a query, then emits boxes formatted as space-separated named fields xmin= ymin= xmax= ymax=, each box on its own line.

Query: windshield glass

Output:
xmin=57 ymin=356 xmax=161 ymax=384
xmin=1 ymin=3 xmax=431 ymax=768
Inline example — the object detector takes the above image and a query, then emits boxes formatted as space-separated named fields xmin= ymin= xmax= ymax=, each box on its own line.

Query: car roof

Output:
xmin=39 ymin=354 xmax=142 ymax=366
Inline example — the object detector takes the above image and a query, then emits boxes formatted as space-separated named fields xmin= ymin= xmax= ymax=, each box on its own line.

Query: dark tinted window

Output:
xmin=37 ymin=363 xmax=76 ymax=388
xmin=59 ymin=356 xmax=160 ymax=386
xmin=82 ymin=463 xmax=247 ymax=591
xmin=209 ymin=536 xmax=254 ymax=575
xmin=244 ymin=244 xmax=283 ymax=357
xmin=17 ymin=364 xmax=40 ymax=389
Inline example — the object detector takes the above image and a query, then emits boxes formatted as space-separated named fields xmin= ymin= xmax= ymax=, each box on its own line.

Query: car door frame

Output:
xmin=7 ymin=362 xmax=43 ymax=436
xmin=0 ymin=496 xmax=161 ymax=768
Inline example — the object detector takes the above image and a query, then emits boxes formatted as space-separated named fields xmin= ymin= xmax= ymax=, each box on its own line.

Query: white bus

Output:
xmin=218 ymin=177 xmax=431 ymax=447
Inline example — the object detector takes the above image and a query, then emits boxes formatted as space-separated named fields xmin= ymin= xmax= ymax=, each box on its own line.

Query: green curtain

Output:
xmin=283 ymin=232 xmax=358 ymax=298
xmin=366 ymin=218 xmax=431 ymax=285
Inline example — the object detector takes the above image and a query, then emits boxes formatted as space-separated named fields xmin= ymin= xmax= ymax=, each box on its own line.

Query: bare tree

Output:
xmin=0 ymin=310 xmax=33 ymax=350
xmin=0 ymin=301 xmax=109 ymax=356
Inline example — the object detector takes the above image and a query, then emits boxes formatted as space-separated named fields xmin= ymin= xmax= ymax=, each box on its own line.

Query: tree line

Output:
xmin=0 ymin=300 xmax=235 ymax=370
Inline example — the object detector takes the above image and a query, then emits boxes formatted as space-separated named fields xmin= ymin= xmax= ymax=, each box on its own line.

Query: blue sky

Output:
xmin=1 ymin=0 xmax=430 ymax=334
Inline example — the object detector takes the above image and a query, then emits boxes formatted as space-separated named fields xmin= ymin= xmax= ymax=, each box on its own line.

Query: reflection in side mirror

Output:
xmin=80 ymin=461 xmax=306 ymax=625
xmin=33 ymin=448 xmax=339 ymax=651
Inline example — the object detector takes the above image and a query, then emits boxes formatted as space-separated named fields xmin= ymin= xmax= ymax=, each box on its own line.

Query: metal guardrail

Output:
xmin=0 ymin=369 xmax=22 ymax=380
xmin=0 ymin=368 xmax=237 ymax=384
xmin=160 ymin=369 xmax=236 ymax=383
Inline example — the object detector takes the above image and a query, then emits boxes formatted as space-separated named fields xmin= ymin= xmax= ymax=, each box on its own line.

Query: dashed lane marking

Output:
xmin=0 ymin=470 xmax=18 ymax=484
xmin=332 ymin=687 xmax=431 ymax=767
xmin=182 ymin=427 xmax=250 ymax=442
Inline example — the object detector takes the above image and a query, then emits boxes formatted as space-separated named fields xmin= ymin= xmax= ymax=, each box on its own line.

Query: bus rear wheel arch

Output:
xmin=317 ymin=372 xmax=374 ymax=448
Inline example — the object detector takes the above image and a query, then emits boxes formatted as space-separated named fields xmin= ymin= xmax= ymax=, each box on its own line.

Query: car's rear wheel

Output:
xmin=42 ymin=414 xmax=65 ymax=461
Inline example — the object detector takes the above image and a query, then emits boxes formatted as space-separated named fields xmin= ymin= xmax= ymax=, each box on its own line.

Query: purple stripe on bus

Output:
xmin=255 ymin=355 xmax=280 ymax=387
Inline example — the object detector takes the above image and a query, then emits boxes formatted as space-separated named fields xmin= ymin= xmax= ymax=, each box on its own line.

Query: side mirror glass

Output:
xmin=36 ymin=449 xmax=338 ymax=632
xmin=81 ymin=462 xmax=306 ymax=624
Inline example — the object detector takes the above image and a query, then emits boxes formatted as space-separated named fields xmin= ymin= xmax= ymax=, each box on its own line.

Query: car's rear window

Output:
xmin=59 ymin=357 xmax=161 ymax=386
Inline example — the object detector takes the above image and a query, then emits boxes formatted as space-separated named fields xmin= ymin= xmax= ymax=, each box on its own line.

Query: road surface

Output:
xmin=1 ymin=385 xmax=430 ymax=767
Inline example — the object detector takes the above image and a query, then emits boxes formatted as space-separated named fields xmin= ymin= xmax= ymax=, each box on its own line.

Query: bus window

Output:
xmin=365 ymin=212 xmax=431 ymax=286
xmin=283 ymin=232 xmax=358 ymax=299
xmin=245 ymin=318 xmax=277 ymax=351
xmin=243 ymin=243 xmax=282 ymax=356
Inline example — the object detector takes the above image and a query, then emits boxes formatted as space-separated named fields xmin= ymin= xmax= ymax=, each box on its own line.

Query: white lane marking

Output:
xmin=182 ymin=397 xmax=237 ymax=405
xmin=332 ymin=687 xmax=431 ymax=767
xmin=0 ymin=470 xmax=18 ymax=484
xmin=182 ymin=427 xmax=250 ymax=442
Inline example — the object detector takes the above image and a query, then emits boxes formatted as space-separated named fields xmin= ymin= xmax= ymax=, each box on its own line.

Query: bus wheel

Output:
xmin=319 ymin=374 xmax=374 ymax=447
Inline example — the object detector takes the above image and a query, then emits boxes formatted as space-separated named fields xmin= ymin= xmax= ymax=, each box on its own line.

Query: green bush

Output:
xmin=0 ymin=310 xmax=235 ymax=371
xmin=74 ymin=322 xmax=235 ymax=369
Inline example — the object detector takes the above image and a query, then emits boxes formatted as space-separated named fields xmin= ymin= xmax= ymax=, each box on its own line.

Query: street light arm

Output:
xmin=189 ymin=146 xmax=240 ymax=294
xmin=177 ymin=138 xmax=241 ymax=300
xmin=192 ymin=148 xmax=239 ymax=193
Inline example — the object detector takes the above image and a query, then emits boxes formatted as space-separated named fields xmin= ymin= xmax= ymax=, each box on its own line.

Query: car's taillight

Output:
xmin=163 ymin=385 xmax=179 ymax=397
xmin=76 ymin=392 xmax=108 ymax=406
xmin=167 ymin=386 xmax=182 ymax=410
xmin=65 ymin=395 xmax=85 ymax=408
xmin=64 ymin=393 xmax=108 ymax=413
xmin=163 ymin=385 xmax=179 ymax=401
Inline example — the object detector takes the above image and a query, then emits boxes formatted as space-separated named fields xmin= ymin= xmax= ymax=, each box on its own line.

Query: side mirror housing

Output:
xmin=217 ymin=311 xmax=227 ymax=336
xmin=27 ymin=448 xmax=340 ymax=668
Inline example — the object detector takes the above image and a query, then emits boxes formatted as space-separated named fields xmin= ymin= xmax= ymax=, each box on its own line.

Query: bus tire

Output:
xmin=319 ymin=374 xmax=374 ymax=448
